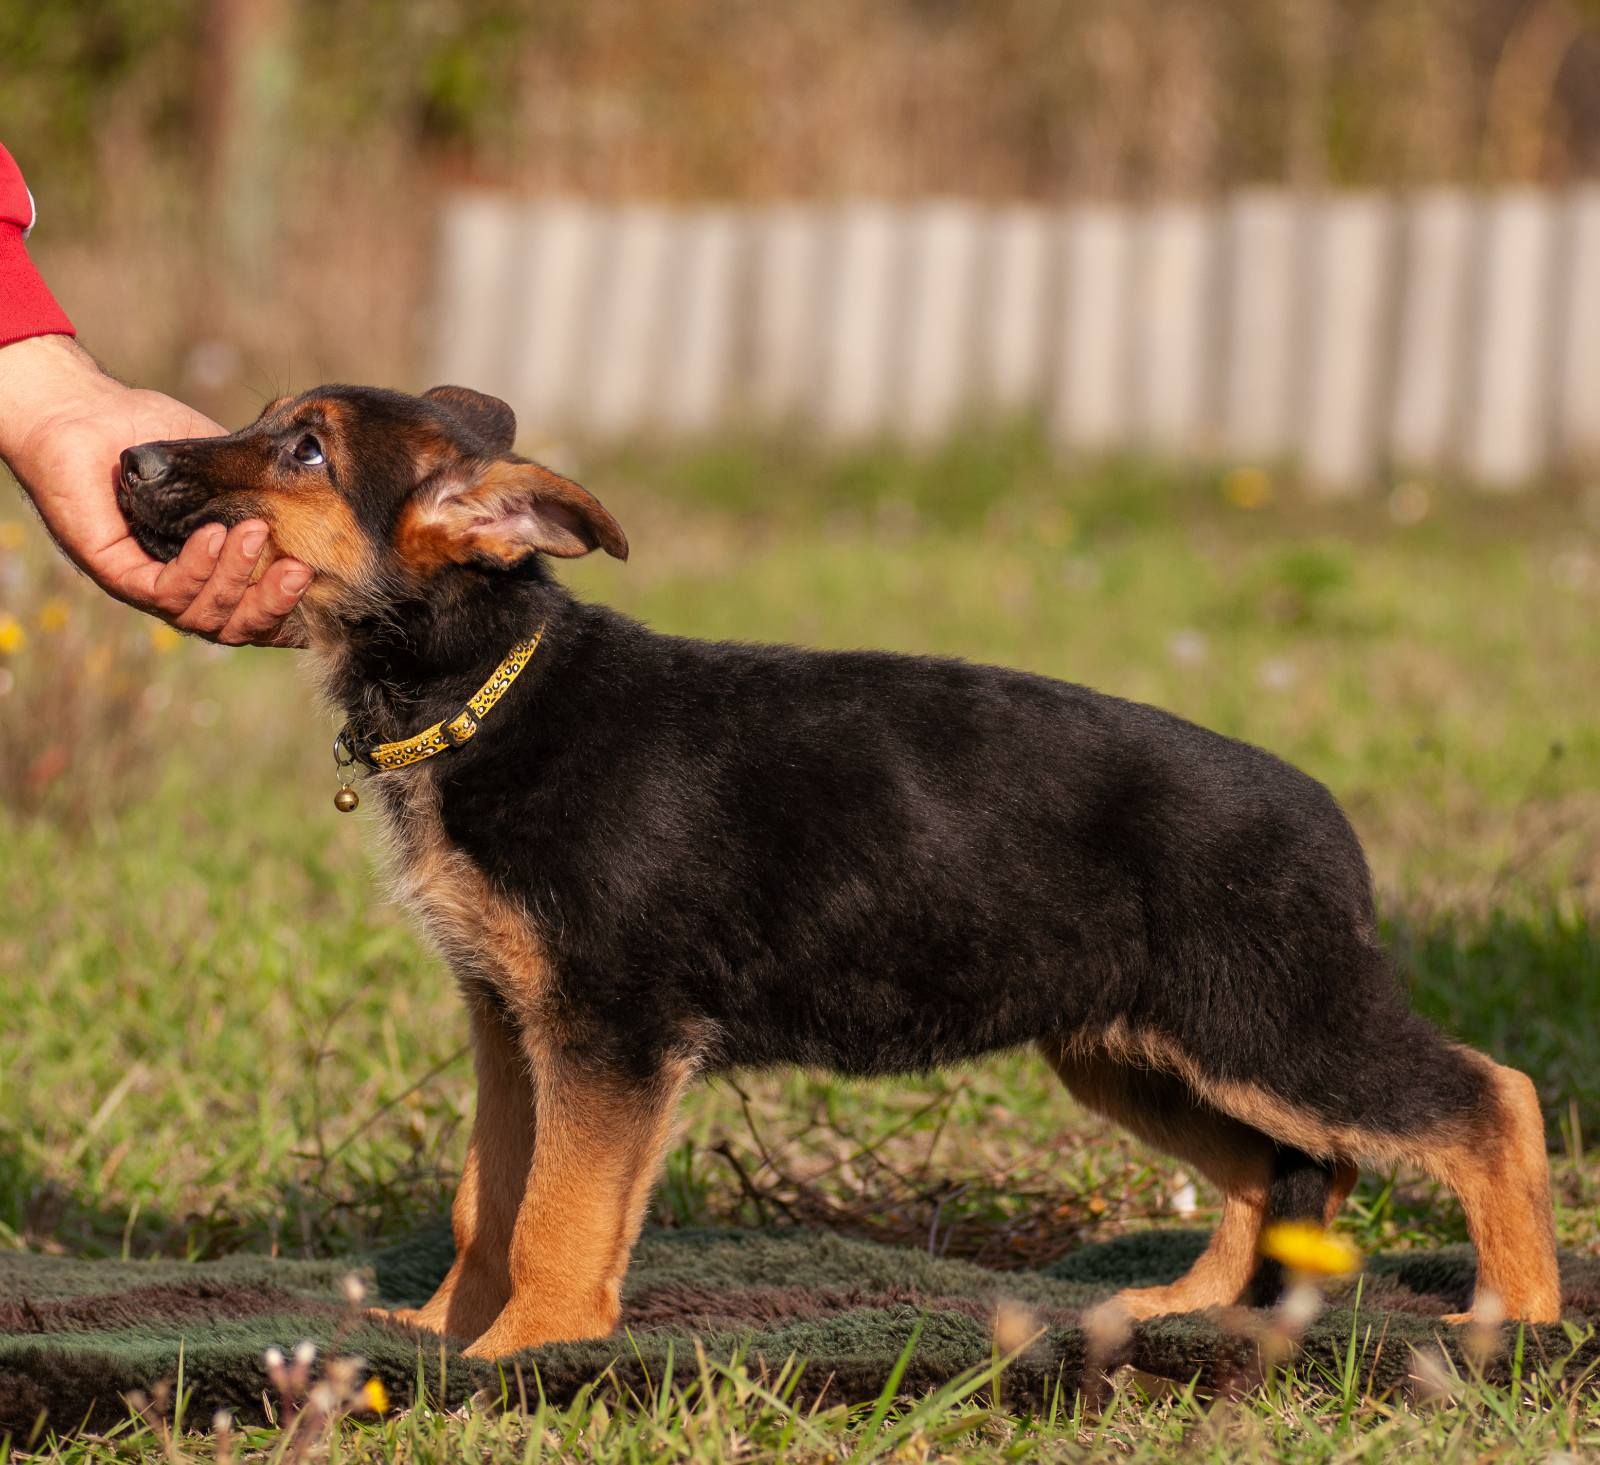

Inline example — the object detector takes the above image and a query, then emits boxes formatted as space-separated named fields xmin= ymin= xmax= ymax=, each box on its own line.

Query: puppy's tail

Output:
xmin=1243 ymin=1146 xmax=1339 ymax=1307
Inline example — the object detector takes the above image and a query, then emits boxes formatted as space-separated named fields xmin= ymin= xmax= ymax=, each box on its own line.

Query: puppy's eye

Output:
xmin=292 ymin=434 xmax=325 ymax=466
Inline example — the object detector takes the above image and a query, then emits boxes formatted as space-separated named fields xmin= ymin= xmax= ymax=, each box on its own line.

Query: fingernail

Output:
xmin=281 ymin=566 xmax=312 ymax=594
xmin=240 ymin=527 xmax=268 ymax=557
xmin=205 ymin=526 xmax=226 ymax=557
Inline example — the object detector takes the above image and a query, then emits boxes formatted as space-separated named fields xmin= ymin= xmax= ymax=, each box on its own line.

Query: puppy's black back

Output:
xmin=434 ymin=600 xmax=1462 ymax=1127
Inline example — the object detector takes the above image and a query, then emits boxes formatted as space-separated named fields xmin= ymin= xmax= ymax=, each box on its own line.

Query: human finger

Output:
xmin=146 ymin=524 xmax=227 ymax=617
xmin=215 ymin=557 xmax=312 ymax=647
xmin=171 ymin=520 xmax=270 ymax=638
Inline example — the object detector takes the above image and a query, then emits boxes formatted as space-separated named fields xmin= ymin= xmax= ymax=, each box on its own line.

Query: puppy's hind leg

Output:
xmin=1135 ymin=1011 xmax=1560 ymax=1324
xmin=1042 ymin=1041 xmax=1332 ymax=1319
xmin=1427 ymin=1058 xmax=1559 ymax=1324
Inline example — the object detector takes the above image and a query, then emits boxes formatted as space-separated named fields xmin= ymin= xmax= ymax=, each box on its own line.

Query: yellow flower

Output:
xmin=0 ymin=614 xmax=25 ymax=655
xmin=0 ymin=521 xmax=24 ymax=552
xmin=1259 ymin=1221 xmax=1361 ymax=1278
xmin=360 ymin=1376 xmax=390 ymax=1414
xmin=1222 ymin=466 xmax=1274 ymax=510
xmin=149 ymin=624 xmax=182 ymax=654
xmin=36 ymin=598 xmax=70 ymax=634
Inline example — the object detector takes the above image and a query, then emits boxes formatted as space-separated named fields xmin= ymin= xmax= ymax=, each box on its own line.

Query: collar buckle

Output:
xmin=440 ymin=708 xmax=479 ymax=747
xmin=334 ymin=727 xmax=359 ymax=769
xmin=335 ymin=726 xmax=378 ymax=771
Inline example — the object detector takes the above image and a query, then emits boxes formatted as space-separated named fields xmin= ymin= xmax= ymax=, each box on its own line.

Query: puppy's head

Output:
xmin=117 ymin=383 xmax=626 ymax=635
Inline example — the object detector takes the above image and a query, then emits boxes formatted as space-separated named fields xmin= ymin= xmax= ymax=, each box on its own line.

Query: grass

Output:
xmin=7 ymin=1321 xmax=1600 ymax=1463
xmin=2 ymin=430 xmax=1599 ymax=1459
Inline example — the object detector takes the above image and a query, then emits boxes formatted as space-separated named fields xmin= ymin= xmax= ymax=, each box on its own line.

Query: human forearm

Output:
xmin=0 ymin=334 xmax=118 ymax=464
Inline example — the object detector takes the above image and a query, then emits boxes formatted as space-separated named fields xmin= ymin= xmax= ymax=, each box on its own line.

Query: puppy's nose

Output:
xmin=120 ymin=444 xmax=173 ymax=490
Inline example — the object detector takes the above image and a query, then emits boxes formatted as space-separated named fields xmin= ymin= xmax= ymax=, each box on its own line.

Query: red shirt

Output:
xmin=0 ymin=144 xmax=76 ymax=346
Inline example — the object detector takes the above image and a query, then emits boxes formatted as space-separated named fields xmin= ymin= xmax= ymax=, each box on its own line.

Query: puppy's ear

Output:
xmin=423 ymin=385 xmax=518 ymax=454
xmin=404 ymin=459 xmax=628 ymax=568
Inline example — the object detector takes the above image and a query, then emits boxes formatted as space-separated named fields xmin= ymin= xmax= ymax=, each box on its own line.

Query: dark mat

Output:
xmin=2 ymin=1227 xmax=1597 ymax=1439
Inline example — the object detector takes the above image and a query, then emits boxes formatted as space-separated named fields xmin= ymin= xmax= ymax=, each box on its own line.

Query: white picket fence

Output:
xmin=430 ymin=188 xmax=1600 ymax=491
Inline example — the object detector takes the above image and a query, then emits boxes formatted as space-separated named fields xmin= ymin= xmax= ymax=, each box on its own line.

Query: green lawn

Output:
xmin=2 ymin=434 xmax=1598 ymax=1460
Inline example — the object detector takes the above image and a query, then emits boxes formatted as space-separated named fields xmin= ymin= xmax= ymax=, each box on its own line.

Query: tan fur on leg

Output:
xmin=1115 ymin=1189 xmax=1270 ymax=1319
xmin=1430 ymin=1062 xmax=1560 ymax=1324
xmin=1325 ymin=1159 xmax=1359 ymax=1224
xmin=1063 ymin=1025 xmax=1560 ymax=1324
xmin=380 ymin=999 xmax=535 ymax=1339
xmin=1042 ymin=1041 xmax=1275 ymax=1317
xmin=464 ymin=1045 xmax=697 ymax=1358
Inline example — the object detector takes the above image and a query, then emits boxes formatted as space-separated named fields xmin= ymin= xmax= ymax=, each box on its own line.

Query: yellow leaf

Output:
xmin=0 ymin=614 xmax=25 ymax=655
xmin=360 ymin=1376 xmax=389 ymax=1414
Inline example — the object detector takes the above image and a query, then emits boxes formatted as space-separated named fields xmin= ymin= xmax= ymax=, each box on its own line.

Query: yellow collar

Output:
xmin=332 ymin=625 xmax=546 ymax=804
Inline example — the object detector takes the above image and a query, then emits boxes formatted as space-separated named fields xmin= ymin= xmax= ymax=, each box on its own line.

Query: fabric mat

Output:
xmin=3 ymin=1227 xmax=1597 ymax=1438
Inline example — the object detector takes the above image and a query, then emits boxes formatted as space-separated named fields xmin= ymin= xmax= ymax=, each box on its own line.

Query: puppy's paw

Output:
xmin=1109 ymin=1285 xmax=1193 ymax=1322
xmin=464 ymin=1306 xmax=615 ymax=1358
xmin=368 ymin=1304 xmax=443 ymax=1334
xmin=463 ymin=1319 xmax=527 ymax=1359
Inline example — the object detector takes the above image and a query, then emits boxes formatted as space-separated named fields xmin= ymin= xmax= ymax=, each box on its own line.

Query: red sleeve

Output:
xmin=0 ymin=144 xmax=76 ymax=347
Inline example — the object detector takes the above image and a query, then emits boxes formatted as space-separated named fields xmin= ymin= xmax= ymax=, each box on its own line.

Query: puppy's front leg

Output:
xmin=464 ymin=1043 xmax=694 ymax=1358
xmin=381 ymin=997 xmax=534 ymax=1339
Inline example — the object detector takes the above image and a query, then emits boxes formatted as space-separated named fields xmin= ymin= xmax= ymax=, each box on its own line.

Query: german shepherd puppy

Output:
xmin=115 ymin=384 xmax=1560 ymax=1358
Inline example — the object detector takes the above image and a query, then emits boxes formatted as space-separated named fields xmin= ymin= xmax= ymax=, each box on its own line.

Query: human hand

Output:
xmin=0 ymin=334 xmax=310 ymax=646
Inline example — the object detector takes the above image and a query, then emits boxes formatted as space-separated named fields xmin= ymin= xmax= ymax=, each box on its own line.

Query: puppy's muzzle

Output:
xmin=117 ymin=444 xmax=211 ymax=562
xmin=120 ymin=444 xmax=176 ymax=491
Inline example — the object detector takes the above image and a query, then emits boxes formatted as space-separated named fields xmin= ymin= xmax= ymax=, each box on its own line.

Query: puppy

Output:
xmin=115 ymin=384 xmax=1561 ymax=1357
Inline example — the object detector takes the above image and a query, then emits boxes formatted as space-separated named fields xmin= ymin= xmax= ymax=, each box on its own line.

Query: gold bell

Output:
xmin=334 ymin=786 xmax=360 ymax=813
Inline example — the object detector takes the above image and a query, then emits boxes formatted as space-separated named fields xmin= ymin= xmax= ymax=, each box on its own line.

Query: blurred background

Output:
xmin=12 ymin=0 xmax=1600 ymax=482
xmin=1 ymin=2 xmax=1597 ymax=1269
